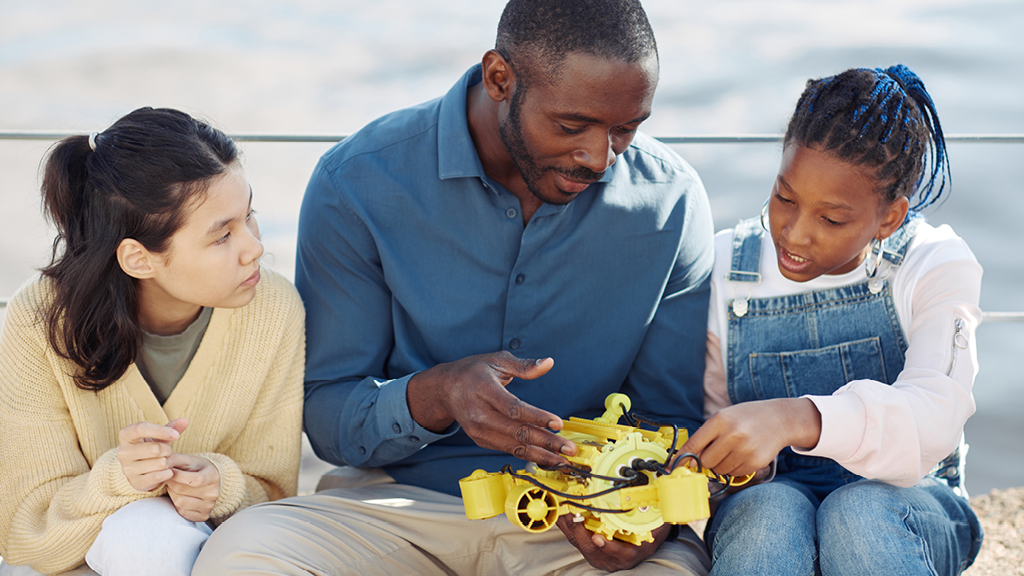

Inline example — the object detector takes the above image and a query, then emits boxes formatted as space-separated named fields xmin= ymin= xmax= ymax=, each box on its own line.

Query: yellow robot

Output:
xmin=460 ymin=393 xmax=752 ymax=545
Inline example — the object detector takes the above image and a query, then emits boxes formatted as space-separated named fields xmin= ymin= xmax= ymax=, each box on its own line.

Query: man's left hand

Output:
xmin=555 ymin=514 xmax=672 ymax=572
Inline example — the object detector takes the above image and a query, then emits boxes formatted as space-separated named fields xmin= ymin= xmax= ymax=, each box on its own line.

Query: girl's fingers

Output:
xmin=120 ymin=440 xmax=173 ymax=462
xmin=166 ymin=417 xmax=189 ymax=436
xmin=118 ymin=421 xmax=180 ymax=445
xmin=129 ymin=467 xmax=174 ymax=492
xmin=168 ymin=489 xmax=214 ymax=522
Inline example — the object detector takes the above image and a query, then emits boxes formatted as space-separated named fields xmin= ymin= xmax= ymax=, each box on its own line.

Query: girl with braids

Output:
xmin=682 ymin=65 xmax=984 ymax=575
xmin=0 ymin=107 xmax=304 ymax=576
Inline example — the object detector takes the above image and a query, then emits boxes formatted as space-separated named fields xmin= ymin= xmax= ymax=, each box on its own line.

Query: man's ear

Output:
xmin=877 ymin=196 xmax=910 ymax=240
xmin=480 ymin=49 xmax=515 ymax=103
xmin=116 ymin=238 xmax=157 ymax=279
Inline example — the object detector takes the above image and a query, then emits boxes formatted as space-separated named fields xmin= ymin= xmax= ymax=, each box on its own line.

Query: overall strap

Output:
xmin=874 ymin=214 xmax=923 ymax=266
xmin=727 ymin=218 xmax=764 ymax=283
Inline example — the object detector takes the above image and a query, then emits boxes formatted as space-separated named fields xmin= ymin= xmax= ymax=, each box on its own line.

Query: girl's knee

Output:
xmin=86 ymin=497 xmax=212 ymax=576
xmin=709 ymin=482 xmax=819 ymax=557
xmin=819 ymin=480 xmax=903 ymax=530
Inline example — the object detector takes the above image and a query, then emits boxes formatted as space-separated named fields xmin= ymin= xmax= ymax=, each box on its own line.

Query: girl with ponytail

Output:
xmin=0 ymin=107 xmax=305 ymax=576
xmin=683 ymin=65 xmax=984 ymax=575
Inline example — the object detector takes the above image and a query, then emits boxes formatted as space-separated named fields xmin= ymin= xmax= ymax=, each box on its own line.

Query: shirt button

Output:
xmin=510 ymin=338 xmax=521 ymax=350
xmin=505 ymin=208 xmax=518 ymax=219
xmin=359 ymin=446 xmax=367 ymax=455
xmin=515 ymin=273 xmax=526 ymax=285
xmin=409 ymin=435 xmax=420 ymax=443
xmin=392 ymin=423 xmax=401 ymax=434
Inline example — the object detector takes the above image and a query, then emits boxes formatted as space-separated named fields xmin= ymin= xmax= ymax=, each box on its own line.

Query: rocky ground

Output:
xmin=964 ymin=486 xmax=1023 ymax=575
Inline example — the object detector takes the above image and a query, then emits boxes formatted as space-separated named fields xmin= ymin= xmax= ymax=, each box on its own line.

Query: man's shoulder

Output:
xmin=621 ymin=132 xmax=696 ymax=178
xmin=605 ymin=132 xmax=706 ymax=207
xmin=316 ymin=96 xmax=444 ymax=176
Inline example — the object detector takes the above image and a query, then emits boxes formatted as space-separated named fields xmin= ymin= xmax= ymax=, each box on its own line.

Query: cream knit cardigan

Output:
xmin=0 ymin=267 xmax=305 ymax=574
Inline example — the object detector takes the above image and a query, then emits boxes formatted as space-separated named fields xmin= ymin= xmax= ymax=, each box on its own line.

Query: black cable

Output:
xmin=670 ymin=452 xmax=703 ymax=473
xmin=708 ymin=483 xmax=730 ymax=499
xmin=619 ymin=403 xmax=637 ymax=427
xmin=537 ymin=463 xmax=629 ymax=484
xmin=563 ymin=501 xmax=633 ymax=514
xmin=501 ymin=466 xmax=632 ymax=501
xmin=626 ymin=413 xmax=681 ymax=469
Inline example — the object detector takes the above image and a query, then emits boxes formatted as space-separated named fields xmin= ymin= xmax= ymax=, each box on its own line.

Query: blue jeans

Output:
xmin=706 ymin=476 xmax=983 ymax=576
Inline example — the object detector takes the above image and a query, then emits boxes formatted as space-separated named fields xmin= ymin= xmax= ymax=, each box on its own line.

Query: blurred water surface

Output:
xmin=1 ymin=0 xmax=1021 ymax=495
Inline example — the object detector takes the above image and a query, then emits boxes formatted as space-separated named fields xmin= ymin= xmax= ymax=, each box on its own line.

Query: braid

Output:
xmin=784 ymin=64 xmax=950 ymax=213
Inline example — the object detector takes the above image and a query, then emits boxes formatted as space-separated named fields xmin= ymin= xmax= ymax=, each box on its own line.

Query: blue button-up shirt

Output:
xmin=296 ymin=65 xmax=715 ymax=496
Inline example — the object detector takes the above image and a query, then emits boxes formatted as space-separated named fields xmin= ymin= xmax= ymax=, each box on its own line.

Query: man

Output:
xmin=194 ymin=1 xmax=715 ymax=573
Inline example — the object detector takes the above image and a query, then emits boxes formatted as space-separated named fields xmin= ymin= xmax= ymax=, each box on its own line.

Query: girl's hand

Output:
xmin=679 ymin=398 xmax=821 ymax=478
xmin=165 ymin=453 xmax=221 ymax=522
xmin=116 ymin=418 xmax=189 ymax=492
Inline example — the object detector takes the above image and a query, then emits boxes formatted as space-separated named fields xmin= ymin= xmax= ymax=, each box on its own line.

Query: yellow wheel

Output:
xmin=505 ymin=485 xmax=560 ymax=533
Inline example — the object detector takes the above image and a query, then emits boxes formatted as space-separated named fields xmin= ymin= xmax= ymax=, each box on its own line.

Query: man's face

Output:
xmin=498 ymin=51 xmax=659 ymax=205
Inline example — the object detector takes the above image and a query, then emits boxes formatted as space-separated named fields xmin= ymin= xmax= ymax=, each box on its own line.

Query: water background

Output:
xmin=1 ymin=0 xmax=1021 ymax=497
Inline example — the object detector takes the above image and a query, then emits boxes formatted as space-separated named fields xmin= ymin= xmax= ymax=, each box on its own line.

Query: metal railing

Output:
xmin=3 ymin=131 xmax=1024 ymax=144
xmin=2 ymin=131 xmax=1022 ymax=324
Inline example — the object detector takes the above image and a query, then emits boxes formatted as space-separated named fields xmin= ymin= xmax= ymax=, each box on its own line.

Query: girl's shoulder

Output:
xmin=901 ymin=220 xmax=979 ymax=276
xmin=4 ymin=274 xmax=54 ymax=329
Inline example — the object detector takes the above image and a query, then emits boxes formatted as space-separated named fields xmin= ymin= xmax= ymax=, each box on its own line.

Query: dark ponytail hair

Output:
xmin=784 ymin=64 xmax=950 ymax=213
xmin=41 ymin=107 xmax=238 ymax=391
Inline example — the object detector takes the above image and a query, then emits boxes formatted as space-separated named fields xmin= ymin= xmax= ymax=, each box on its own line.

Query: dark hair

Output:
xmin=784 ymin=64 xmax=949 ymax=212
xmin=495 ymin=0 xmax=658 ymax=86
xmin=40 ymin=107 xmax=238 ymax=391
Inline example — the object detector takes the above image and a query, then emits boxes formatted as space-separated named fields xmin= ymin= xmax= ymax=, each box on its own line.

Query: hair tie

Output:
xmin=88 ymin=132 xmax=99 ymax=151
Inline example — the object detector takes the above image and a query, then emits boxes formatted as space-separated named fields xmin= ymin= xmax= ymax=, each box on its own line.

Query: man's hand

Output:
xmin=116 ymin=418 xmax=188 ymax=492
xmin=556 ymin=514 xmax=672 ymax=572
xmin=407 ymin=351 xmax=576 ymax=467
xmin=679 ymin=398 xmax=821 ymax=478
xmin=165 ymin=453 xmax=221 ymax=522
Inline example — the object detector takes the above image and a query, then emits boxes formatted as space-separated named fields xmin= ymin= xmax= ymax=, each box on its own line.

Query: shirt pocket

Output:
xmin=748 ymin=337 xmax=888 ymax=399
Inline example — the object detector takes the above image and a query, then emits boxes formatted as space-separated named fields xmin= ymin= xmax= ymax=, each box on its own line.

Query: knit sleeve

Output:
xmin=203 ymin=275 xmax=306 ymax=520
xmin=0 ymin=284 xmax=160 ymax=574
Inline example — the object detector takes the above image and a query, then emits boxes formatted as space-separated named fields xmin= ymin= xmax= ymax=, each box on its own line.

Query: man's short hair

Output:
xmin=495 ymin=0 xmax=658 ymax=85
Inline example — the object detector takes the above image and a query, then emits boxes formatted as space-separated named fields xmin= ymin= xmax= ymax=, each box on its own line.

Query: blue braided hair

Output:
xmin=784 ymin=64 xmax=950 ymax=213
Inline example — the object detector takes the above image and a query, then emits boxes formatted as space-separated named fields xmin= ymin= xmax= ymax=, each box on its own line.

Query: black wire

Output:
xmin=563 ymin=501 xmax=633 ymax=514
xmin=708 ymin=483 xmax=730 ymax=499
xmin=626 ymin=413 xmax=681 ymax=469
xmin=501 ymin=466 xmax=631 ymax=501
xmin=619 ymin=403 xmax=637 ymax=427
xmin=665 ymin=424 xmax=679 ymax=466
xmin=537 ymin=463 xmax=629 ymax=484
xmin=671 ymin=452 xmax=703 ymax=473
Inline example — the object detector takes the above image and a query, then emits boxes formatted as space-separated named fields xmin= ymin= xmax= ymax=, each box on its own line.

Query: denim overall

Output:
xmin=707 ymin=217 xmax=982 ymax=576
xmin=724 ymin=216 xmax=965 ymax=498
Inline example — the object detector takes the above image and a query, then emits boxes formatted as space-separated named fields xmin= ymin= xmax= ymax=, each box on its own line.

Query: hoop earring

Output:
xmin=863 ymin=238 xmax=883 ymax=278
xmin=760 ymin=198 xmax=770 ymax=231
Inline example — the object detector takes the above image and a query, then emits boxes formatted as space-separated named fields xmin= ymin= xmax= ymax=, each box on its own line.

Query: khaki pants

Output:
xmin=193 ymin=468 xmax=711 ymax=575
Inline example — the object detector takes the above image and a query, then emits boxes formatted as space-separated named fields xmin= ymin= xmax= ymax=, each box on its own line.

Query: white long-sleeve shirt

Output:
xmin=704 ymin=221 xmax=982 ymax=487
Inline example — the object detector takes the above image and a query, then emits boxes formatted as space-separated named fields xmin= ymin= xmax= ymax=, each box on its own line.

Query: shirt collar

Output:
xmin=438 ymin=64 xmax=487 ymax=181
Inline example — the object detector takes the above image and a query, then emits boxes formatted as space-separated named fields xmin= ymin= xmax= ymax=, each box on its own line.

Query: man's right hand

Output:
xmin=407 ymin=351 xmax=576 ymax=466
